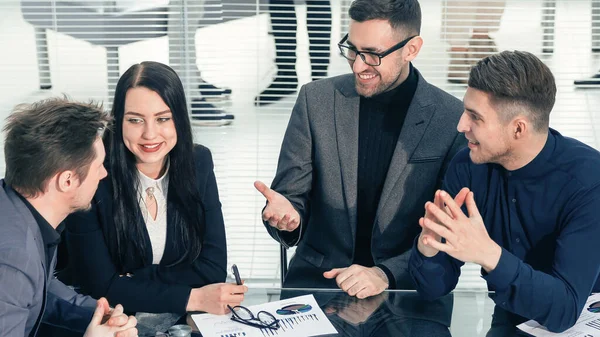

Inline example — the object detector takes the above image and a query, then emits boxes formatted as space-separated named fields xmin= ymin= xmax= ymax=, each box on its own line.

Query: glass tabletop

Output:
xmin=183 ymin=287 xmax=532 ymax=337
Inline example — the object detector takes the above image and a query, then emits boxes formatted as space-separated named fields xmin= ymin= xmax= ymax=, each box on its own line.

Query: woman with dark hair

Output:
xmin=64 ymin=61 xmax=246 ymax=318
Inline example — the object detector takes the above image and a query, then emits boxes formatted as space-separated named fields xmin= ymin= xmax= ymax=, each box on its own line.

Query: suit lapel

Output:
xmin=335 ymin=77 xmax=360 ymax=240
xmin=134 ymin=204 xmax=154 ymax=266
xmin=2 ymin=181 xmax=47 ymax=274
xmin=6 ymin=183 xmax=50 ymax=337
xmin=161 ymin=185 xmax=179 ymax=265
xmin=374 ymin=74 xmax=436 ymax=230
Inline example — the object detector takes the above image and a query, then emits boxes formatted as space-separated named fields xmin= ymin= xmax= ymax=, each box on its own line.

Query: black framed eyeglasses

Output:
xmin=338 ymin=33 xmax=418 ymax=66
xmin=228 ymin=305 xmax=280 ymax=330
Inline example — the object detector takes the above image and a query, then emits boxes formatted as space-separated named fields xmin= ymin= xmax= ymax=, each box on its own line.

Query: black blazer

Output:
xmin=64 ymin=145 xmax=227 ymax=315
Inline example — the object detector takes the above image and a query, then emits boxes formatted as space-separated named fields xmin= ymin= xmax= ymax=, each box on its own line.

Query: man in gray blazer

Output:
xmin=255 ymin=0 xmax=466 ymax=298
xmin=0 ymin=98 xmax=138 ymax=337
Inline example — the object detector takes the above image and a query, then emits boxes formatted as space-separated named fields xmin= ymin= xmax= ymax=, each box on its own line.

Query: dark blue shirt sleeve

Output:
xmin=409 ymin=144 xmax=600 ymax=333
xmin=483 ymin=184 xmax=600 ymax=333
xmin=409 ymin=149 xmax=469 ymax=300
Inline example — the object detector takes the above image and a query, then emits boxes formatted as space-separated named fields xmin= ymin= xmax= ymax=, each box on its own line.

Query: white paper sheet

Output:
xmin=192 ymin=294 xmax=338 ymax=337
xmin=518 ymin=293 xmax=600 ymax=336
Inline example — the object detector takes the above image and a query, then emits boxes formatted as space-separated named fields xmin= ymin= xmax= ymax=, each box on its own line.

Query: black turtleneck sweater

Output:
xmin=353 ymin=65 xmax=418 ymax=273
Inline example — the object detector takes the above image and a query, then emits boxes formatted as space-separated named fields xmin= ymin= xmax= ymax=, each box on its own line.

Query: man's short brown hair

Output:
xmin=468 ymin=50 xmax=557 ymax=132
xmin=3 ymin=97 xmax=110 ymax=197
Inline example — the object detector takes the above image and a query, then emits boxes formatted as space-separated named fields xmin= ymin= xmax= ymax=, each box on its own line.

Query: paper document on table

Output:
xmin=192 ymin=294 xmax=337 ymax=337
xmin=518 ymin=293 xmax=600 ymax=336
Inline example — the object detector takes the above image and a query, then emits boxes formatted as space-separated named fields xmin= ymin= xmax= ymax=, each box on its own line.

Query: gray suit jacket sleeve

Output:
xmin=42 ymin=277 xmax=96 ymax=333
xmin=263 ymin=85 xmax=313 ymax=248
xmin=0 ymin=262 xmax=36 ymax=337
xmin=378 ymin=132 xmax=468 ymax=288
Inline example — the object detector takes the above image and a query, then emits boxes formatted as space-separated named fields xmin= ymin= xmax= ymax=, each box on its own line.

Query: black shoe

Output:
xmin=198 ymin=80 xmax=232 ymax=101
xmin=574 ymin=73 xmax=600 ymax=87
xmin=190 ymin=98 xmax=234 ymax=126
xmin=255 ymin=72 xmax=298 ymax=106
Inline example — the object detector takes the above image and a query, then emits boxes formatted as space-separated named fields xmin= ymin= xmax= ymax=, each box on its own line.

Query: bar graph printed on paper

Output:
xmin=586 ymin=318 xmax=600 ymax=331
xmin=220 ymin=333 xmax=247 ymax=337
xmin=259 ymin=314 xmax=321 ymax=336
xmin=194 ymin=295 xmax=337 ymax=337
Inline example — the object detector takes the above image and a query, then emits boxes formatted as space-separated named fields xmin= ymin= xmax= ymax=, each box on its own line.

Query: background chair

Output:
xmin=280 ymin=244 xmax=288 ymax=287
xmin=21 ymin=0 xmax=169 ymax=98
xmin=20 ymin=0 xmax=268 ymax=99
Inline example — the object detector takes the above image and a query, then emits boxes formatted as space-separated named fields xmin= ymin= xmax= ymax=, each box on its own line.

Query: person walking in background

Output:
xmin=574 ymin=0 xmax=600 ymax=86
xmin=169 ymin=0 xmax=235 ymax=125
xmin=441 ymin=0 xmax=506 ymax=84
xmin=255 ymin=0 xmax=332 ymax=106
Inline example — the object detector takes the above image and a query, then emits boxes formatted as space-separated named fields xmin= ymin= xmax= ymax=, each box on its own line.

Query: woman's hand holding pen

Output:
xmin=186 ymin=283 xmax=248 ymax=314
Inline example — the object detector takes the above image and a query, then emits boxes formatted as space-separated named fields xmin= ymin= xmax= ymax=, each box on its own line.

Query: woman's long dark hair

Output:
xmin=106 ymin=61 xmax=205 ymax=272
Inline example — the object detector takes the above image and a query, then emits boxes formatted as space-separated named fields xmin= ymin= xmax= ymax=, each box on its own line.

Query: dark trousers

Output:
xmin=268 ymin=0 xmax=332 ymax=77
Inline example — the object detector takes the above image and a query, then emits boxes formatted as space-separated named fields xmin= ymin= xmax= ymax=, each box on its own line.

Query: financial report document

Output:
xmin=192 ymin=294 xmax=338 ymax=337
xmin=518 ymin=293 xmax=600 ymax=336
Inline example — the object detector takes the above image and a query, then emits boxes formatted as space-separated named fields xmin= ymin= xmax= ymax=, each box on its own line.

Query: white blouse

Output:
xmin=137 ymin=161 xmax=170 ymax=265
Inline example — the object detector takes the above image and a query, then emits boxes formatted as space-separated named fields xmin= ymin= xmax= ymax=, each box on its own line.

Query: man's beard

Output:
xmin=471 ymin=144 xmax=513 ymax=166
xmin=355 ymin=68 xmax=404 ymax=98
xmin=71 ymin=201 xmax=92 ymax=213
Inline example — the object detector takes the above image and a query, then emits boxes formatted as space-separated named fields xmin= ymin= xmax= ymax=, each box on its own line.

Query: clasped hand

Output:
xmin=324 ymin=265 xmax=389 ymax=299
xmin=418 ymin=188 xmax=501 ymax=272
xmin=84 ymin=297 xmax=138 ymax=337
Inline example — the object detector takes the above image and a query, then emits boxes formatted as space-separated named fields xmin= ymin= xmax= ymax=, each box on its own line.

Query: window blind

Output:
xmin=0 ymin=0 xmax=599 ymax=290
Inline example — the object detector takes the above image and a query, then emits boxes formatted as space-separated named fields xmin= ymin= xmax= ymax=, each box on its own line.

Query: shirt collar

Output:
xmin=14 ymin=189 xmax=62 ymax=247
xmin=137 ymin=157 xmax=170 ymax=197
xmin=505 ymin=128 xmax=557 ymax=179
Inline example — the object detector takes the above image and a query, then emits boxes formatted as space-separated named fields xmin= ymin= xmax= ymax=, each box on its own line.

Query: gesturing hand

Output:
xmin=323 ymin=265 xmax=389 ymax=299
xmin=417 ymin=188 xmax=469 ymax=257
xmin=84 ymin=298 xmax=137 ymax=337
xmin=254 ymin=180 xmax=300 ymax=231
xmin=420 ymin=190 xmax=502 ymax=272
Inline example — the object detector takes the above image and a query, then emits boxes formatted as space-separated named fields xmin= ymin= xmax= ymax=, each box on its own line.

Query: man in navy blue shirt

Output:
xmin=409 ymin=50 xmax=600 ymax=333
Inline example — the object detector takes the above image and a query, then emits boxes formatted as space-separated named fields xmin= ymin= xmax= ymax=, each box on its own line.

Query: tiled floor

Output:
xmin=1 ymin=0 xmax=599 ymax=293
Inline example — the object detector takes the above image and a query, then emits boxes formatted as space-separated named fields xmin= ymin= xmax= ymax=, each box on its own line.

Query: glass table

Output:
xmin=176 ymin=287 xmax=533 ymax=337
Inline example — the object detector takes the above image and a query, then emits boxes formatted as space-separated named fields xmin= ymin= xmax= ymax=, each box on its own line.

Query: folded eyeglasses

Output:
xmin=228 ymin=305 xmax=280 ymax=330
